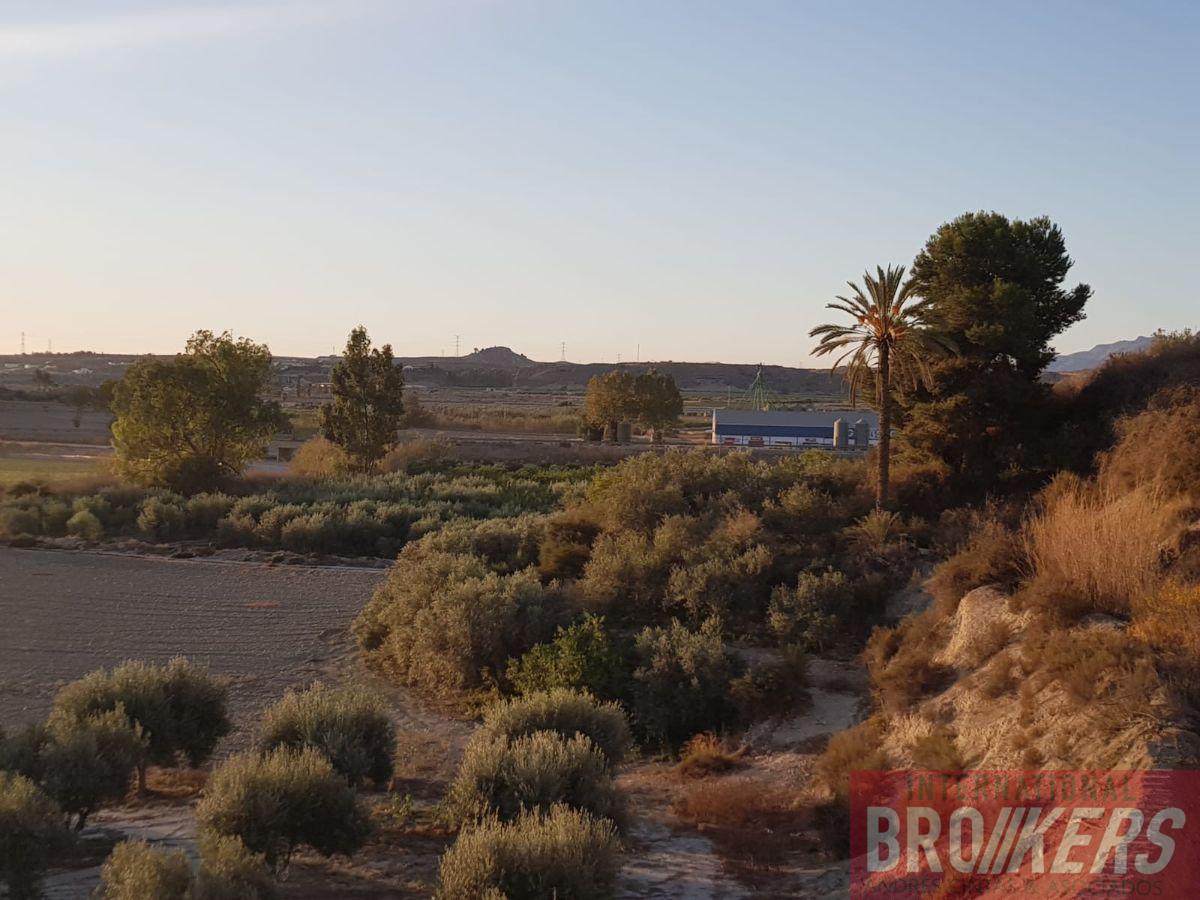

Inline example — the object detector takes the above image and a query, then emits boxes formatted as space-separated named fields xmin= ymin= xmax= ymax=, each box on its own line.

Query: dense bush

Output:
xmin=729 ymin=645 xmax=809 ymax=721
xmin=1 ymin=711 xmax=145 ymax=831
xmin=768 ymin=571 xmax=851 ymax=650
xmin=137 ymin=496 xmax=186 ymax=541
xmin=444 ymin=731 xmax=622 ymax=828
xmin=0 ymin=464 xmax=582 ymax=556
xmin=192 ymin=832 xmax=274 ymax=900
xmin=480 ymin=690 xmax=632 ymax=766
xmin=52 ymin=657 xmax=230 ymax=788
xmin=66 ymin=508 xmax=104 ymax=539
xmin=537 ymin=510 xmax=602 ymax=581
xmin=436 ymin=805 xmax=621 ymax=900
xmin=99 ymin=840 xmax=192 ymax=900
xmin=629 ymin=619 xmax=744 ymax=749
xmin=39 ymin=710 xmax=146 ymax=829
xmin=355 ymin=550 xmax=569 ymax=695
xmin=258 ymin=683 xmax=395 ymax=787
xmin=0 ymin=772 xmax=73 ymax=900
xmin=506 ymin=617 xmax=632 ymax=702
xmin=196 ymin=748 xmax=371 ymax=871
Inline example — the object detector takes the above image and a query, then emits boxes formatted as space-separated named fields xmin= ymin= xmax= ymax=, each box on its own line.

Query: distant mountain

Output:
xmin=1048 ymin=336 xmax=1155 ymax=373
xmin=395 ymin=347 xmax=845 ymax=394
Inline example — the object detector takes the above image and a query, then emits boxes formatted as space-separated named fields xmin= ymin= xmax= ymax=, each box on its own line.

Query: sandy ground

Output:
xmin=0 ymin=546 xmax=386 ymax=741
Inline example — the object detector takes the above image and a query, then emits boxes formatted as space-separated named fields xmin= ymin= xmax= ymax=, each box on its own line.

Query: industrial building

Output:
xmin=710 ymin=409 xmax=879 ymax=449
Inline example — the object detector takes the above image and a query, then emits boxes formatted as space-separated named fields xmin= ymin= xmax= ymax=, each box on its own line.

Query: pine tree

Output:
xmin=321 ymin=326 xmax=405 ymax=472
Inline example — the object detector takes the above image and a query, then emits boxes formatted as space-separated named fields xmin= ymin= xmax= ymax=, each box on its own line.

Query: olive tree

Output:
xmin=111 ymin=331 xmax=282 ymax=491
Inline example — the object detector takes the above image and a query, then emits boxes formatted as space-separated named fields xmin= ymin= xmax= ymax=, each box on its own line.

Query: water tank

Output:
xmin=832 ymin=418 xmax=847 ymax=449
xmin=853 ymin=419 xmax=870 ymax=450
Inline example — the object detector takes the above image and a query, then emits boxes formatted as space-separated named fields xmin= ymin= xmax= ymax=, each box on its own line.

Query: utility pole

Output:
xmin=636 ymin=343 xmax=640 ymax=363
xmin=455 ymin=335 xmax=461 ymax=357
xmin=560 ymin=341 xmax=566 ymax=362
xmin=617 ymin=353 xmax=621 ymax=364
xmin=20 ymin=332 xmax=25 ymax=354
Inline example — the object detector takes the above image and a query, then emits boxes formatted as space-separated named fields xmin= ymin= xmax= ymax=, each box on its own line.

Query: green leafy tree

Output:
xmin=582 ymin=371 xmax=635 ymax=441
xmin=810 ymin=265 xmax=952 ymax=507
xmin=320 ymin=326 xmax=405 ymax=472
xmin=632 ymin=370 xmax=683 ymax=442
xmin=900 ymin=212 xmax=1090 ymax=494
xmin=111 ymin=331 xmax=282 ymax=491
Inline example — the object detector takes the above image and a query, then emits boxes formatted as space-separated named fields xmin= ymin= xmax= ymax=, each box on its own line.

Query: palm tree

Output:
xmin=810 ymin=265 xmax=951 ymax=508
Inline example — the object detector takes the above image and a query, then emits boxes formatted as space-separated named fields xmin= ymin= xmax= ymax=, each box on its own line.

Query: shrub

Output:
xmin=863 ymin=615 xmax=954 ymax=712
xmin=288 ymin=436 xmax=349 ymax=477
xmin=480 ymin=690 xmax=632 ymax=766
xmin=40 ymin=709 xmax=146 ymax=829
xmin=0 ymin=772 xmax=73 ymax=900
xmin=0 ymin=507 xmax=41 ymax=538
xmin=52 ymin=657 xmax=230 ymax=789
xmin=629 ymin=619 xmax=744 ymax=749
xmin=814 ymin=716 xmax=890 ymax=803
xmin=729 ymin=645 xmax=809 ymax=721
xmin=436 ymin=805 xmax=621 ymax=900
xmin=184 ymin=493 xmax=236 ymax=531
xmin=379 ymin=438 xmax=450 ymax=474
xmin=768 ymin=571 xmax=851 ymax=650
xmin=1098 ymin=384 xmax=1200 ymax=499
xmin=258 ymin=683 xmax=395 ymax=787
xmin=192 ymin=832 xmax=274 ymax=900
xmin=354 ymin=551 xmax=569 ymax=695
xmin=137 ymin=496 xmax=186 ymax=541
xmin=444 ymin=731 xmax=622 ymax=828
xmin=196 ymin=747 xmax=371 ymax=871
xmin=506 ymin=617 xmax=632 ymax=702
xmin=1022 ymin=627 xmax=1157 ymax=709
xmin=66 ymin=508 xmax=105 ymax=540
xmin=1023 ymin=480 xmax=1185 ymax=617
xmin=812 ymin=716 xmax=891 ymax=857
xmin=675 ymin=733 xmax=744 ymax=779
xmin=1131 ymin=580 xmax=1200 ymax=659
xmin=845 ymin=509 xmax=908 ymax=557
xmin=927 ymin=520 xmax=1022 ymax=614
xmin=99 ymin=840 xmax=191 ymax=900
xmin=909 ymin=727 xmax=964 ymax=770
xmin=415 ymin=516 xmax=545 ymax=574
xmin=538 ymin=510 xmax=602 ymax=580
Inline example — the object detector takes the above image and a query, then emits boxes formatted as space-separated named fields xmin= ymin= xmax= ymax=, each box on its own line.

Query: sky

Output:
xmin=2 ymin=1 xmax=1197 ymax=365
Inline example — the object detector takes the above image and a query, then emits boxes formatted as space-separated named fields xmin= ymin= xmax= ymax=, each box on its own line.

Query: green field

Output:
xmin=0 ymin=456 xmax=106 ymax=487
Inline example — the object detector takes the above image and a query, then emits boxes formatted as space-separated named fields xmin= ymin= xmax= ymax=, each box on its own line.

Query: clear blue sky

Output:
xmin=3 ymin=1 xmax=1196 ymax=364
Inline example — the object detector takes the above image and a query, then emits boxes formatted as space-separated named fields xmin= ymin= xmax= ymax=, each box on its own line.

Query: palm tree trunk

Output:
xmin=877 ymin=343 xmax=891 ymax=510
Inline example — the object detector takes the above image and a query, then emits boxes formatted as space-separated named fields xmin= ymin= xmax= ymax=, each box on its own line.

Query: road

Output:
xmin=0 ymin=547 xmax=386 ymax=743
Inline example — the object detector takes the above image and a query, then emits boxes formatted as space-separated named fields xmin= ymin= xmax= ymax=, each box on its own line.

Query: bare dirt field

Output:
xmin=0 ymin=547 xmax=386 ymax=742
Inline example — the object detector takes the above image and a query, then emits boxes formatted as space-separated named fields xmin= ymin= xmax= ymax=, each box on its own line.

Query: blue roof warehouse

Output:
xmin=711 ymin=409 xmax=879 ymax=449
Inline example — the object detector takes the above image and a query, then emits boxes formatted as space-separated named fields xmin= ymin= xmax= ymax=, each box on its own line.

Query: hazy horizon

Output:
xmin=4 ymin=1 xmax=1197 ymax=363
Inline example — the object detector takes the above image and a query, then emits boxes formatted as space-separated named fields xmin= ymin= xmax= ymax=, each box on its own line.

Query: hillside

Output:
xmin=1 ymin=347 xmax=844 ymax=395
xmin=1048 ymin=335 xmax=1155 ymax=372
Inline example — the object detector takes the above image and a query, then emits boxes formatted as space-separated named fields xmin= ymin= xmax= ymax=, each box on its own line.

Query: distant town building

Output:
xmin=711 ymin=409 xmax=878 ymax=449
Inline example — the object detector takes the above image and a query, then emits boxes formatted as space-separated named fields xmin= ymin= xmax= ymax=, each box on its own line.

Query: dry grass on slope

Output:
xmin=1021 ymin=477 xmax=1190 ymax=619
